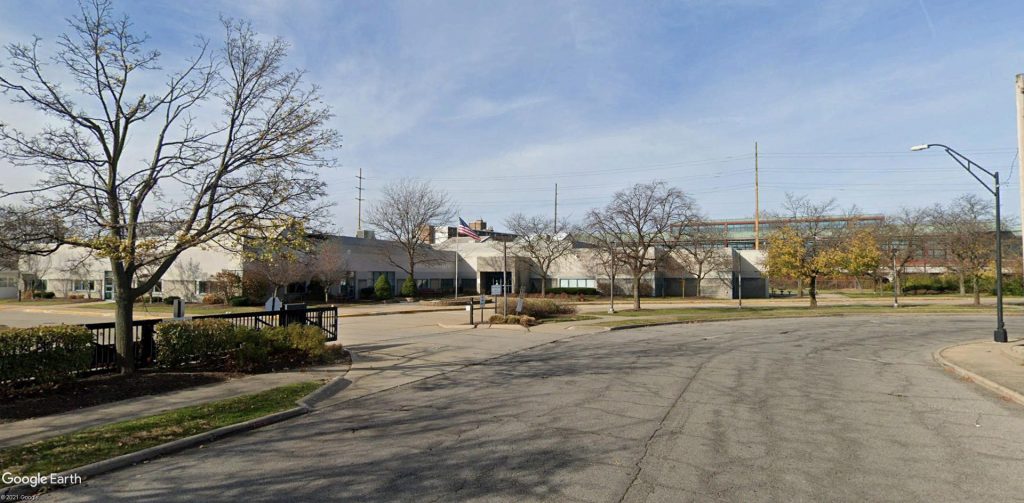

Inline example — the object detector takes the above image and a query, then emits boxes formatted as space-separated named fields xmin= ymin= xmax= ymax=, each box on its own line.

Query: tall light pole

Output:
xmin=911 ymin=143 xmax=1008 ymax=343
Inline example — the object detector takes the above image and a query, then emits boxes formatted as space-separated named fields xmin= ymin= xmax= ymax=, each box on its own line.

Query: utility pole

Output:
xmin=891 ymin=250 xmax=899 ymax=309
xmin=754 ymin=141 xmax=760 ymax=251
xmin=1016 ymin=74 xmax=1024 ymax=279
xmin=355 ymin=168 xmax=365 ymax=232
xmin=554 ymin=183 xmax=559 ymax=233
xmin=503 ymin=239 xmax=509 ymax=316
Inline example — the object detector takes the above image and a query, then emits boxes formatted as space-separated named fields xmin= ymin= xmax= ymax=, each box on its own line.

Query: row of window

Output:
xmin=16 ymin=279 xmax=213 ymax=294
xmin=0 ymin=277 xmax=16 ymax=288
xmin=558 ymin=278 xmax=597 ymax=289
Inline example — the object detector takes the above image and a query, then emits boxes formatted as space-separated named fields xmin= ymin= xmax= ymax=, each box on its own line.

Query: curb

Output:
xmin=998 ymin=342 xmax=1024 ymax=366
xmin=1 ymin=354 xmax=353 ymax=497
xmin=296 ymin=376 xmax=352 ymax=408
xmin=587 ymin=313 xmax=852 ymax=332
xmin=933 ymin=342 xmax=1024 ymax=408
xmin=483 ymin=324 xmax=530 ymax=332
xmin=339 ymin=307 xmax=462 ymax=318
xmin=0 ymin=407 xmax=309 ymax=497
xmin=436 ymin=322 xmax=531 ymax=332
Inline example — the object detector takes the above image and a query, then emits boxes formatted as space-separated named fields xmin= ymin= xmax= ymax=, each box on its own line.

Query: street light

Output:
xmin=912 ymin=143 xmax=1008 ymax=343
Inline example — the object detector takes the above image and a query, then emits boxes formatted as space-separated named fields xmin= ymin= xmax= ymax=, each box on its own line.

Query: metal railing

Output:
xmin=82 ymin=306 xmax=339 ymax=373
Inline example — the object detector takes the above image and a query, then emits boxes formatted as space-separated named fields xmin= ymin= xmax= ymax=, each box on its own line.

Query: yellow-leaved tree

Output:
xmin=764 ymin=195 xmax=860 ymax=307
xmin=842 ymin=228 xmax=883 ymax=290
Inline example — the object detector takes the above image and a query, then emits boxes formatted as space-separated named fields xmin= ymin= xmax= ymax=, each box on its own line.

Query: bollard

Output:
xmin=172 ymin=298 xmax=185 ymax=319
xmin=467 ymin=302 xmax=474 ymax=326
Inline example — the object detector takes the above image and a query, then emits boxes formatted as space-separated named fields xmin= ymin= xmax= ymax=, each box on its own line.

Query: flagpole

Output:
xmin=455 ymin=224 xmax=459 ymax=300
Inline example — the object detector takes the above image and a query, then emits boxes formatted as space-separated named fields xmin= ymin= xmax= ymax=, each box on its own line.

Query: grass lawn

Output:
xmin=0 ymin=380 xmax=321 ymax=480
xmin=597 ymin=304 xmax=1021 ymax=328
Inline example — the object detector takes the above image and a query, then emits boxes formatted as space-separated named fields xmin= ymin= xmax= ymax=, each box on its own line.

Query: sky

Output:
xmin=1 ymin=0 xmax=1023 ymax=234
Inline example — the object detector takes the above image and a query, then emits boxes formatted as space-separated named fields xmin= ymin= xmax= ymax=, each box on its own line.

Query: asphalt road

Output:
xmin=50 ymin=315 xmax=1024 ymax=502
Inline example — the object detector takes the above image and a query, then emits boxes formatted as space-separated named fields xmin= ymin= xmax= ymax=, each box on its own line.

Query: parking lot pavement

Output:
xmin=0 ymin=303 xmax=118 ymax=327
xmin=48 ymin=315 xmax=1024 ymax=502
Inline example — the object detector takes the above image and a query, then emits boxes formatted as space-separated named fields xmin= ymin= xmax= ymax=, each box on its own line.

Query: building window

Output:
xmin=558 ymin=278 xmax=597 ymax=289
xmin=196 ymin=281 xmax=209 ymax=294
xmin=73 ymin=280 xmax=96 ymax=291
xmin=0 ymin=277 xmax=16 ymax=288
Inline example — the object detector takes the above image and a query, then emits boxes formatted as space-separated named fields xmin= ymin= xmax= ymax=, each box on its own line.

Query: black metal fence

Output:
xmin=83 ymin=306 xmax=339 ymax=373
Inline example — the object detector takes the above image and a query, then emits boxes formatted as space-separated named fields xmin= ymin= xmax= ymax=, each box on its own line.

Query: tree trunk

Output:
xmin=609 ymin=272 xmax=616 ymax=313
xmin=696 ymin=264 xmax=703 ymax=297
xmin=797 ymin=277 xmax=804 ymax=298
xmin=808 ymin=276 xmax=818 ymax=308
xmin=958 ymin=271 xmax=965 ymax=295
xmin=113 ymin=274 xmax=136 ymax=375
xmin=972 ymin=275 xmax=980 ymax=305
xmin=540 ymin=274 xmax=546 ymax=296
xmin=632 ymin=275 xmax=641 ymax=310
xmin=895 ymin=272 xmax=902 ymax=296
xmin=409 ymin=261 xmax=417 ymax=298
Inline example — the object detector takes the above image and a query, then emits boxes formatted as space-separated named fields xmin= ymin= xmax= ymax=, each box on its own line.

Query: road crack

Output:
xmin=616 ymin=357 xmax=711 ymax=503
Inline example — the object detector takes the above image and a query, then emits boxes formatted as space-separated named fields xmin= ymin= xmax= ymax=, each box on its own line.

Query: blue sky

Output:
xmin=1 ymin=0 xmax=1023 ymax=232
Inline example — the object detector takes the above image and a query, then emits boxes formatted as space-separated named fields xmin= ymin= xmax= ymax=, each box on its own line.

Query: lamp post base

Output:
xmin=994 ymin=328 xmax=1008 ymax=343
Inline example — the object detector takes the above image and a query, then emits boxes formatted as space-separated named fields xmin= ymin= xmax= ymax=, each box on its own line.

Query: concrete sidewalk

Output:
xmin=935 ymin=338 xmax=1024 ymax=406
xmin=0 ymin=360 xmax=351 ymax=449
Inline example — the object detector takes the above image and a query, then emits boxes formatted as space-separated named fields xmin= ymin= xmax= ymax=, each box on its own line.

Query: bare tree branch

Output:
xmin=365 ymin=179 xmax=456 ymax=291
xmin=0 ymin=1 xmax=339 ymax=374
xmin=584 ymin=181 xmax=697 ymax=310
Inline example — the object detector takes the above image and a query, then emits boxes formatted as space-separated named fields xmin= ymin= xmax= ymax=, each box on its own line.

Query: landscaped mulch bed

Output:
xmin=0 ymin=372 xmax=232 ymax=422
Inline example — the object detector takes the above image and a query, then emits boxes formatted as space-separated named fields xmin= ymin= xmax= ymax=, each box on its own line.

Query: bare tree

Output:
xmin=879 ymin=207 xmax=929 ymax=296
xmin=579 ymin=227 xmax=626 ymax=313
xmin=584 ymin=181 xmax=697 ymax=310
xmin=0 ymin=2 xmax=339 ymax=374
xmin=59 ymin=251 xmax=95 ymax=299
xmin=310 ymin=238 xmax=349 ymax=303
xmin=365 ymin=179 xmax=456 ymax=295
xmin=210 ymin=269 xmax=242 ymax=303
xmin=18 ymin=254 xmax=52 ymax=299
xmin=503 ymin=214 xmax=576 ymax=295
xmin=677 ymin=217 xmax=730 ymax=297
xmin=930 ymin=194 xmax=995 ymax=304
xmin=245 ymin=232 xmax=314 ymax=302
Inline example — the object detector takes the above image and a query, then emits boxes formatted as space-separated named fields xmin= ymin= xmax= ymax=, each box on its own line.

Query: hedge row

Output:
xmin=545 ymin=287 xmax=600 ymax=296
xmin=155 ymin=320 xmax=328 ymax=372
xmin=0 ymin=326 xmax=93 ymax=392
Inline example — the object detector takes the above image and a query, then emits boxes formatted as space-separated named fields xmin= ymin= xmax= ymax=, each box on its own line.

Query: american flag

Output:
xmin=457 ymin=217 xmax=480 ymax=241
